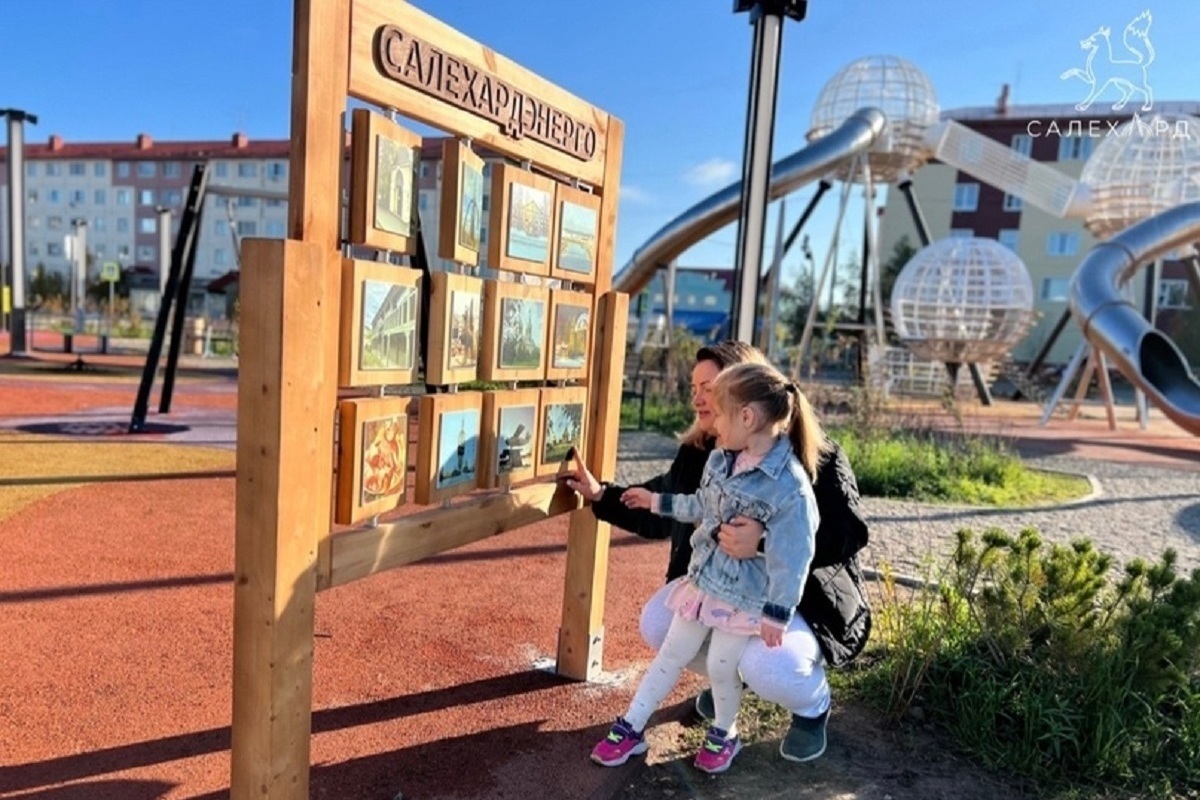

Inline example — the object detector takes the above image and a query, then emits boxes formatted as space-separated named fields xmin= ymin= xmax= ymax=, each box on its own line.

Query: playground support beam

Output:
xmin=731 ymin=1 xmax=806 ymax=342
xmin=3 ymin=109 xmax=36 ymax=354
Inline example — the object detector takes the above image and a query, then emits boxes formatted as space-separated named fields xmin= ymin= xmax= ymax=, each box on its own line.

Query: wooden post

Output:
xmin=230 ymin=0 xmax=345 ymax=796
xmin=557 ymin=119 xmax=626 ymax=680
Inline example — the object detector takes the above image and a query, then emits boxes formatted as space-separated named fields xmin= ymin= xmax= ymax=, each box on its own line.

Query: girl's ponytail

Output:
xmin=785 ymin=382 xmax=828 ymax=483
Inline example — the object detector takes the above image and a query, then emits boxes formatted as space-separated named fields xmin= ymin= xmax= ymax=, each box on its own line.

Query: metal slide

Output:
xmin=1070 ymin=202 xmax=1200 ymax=435
xmin=612 ymin=107 xmax=887 ymax=295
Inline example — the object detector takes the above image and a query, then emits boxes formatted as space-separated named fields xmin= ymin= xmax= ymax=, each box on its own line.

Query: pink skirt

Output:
xmin=663 ymin=577 xmax=761 ymax=636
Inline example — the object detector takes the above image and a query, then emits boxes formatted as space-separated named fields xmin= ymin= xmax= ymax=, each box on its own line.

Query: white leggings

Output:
xmin=638 ymin=582 xmax=831 ymax=719
xmin=624 ymin=613 xmax=749 ymax=735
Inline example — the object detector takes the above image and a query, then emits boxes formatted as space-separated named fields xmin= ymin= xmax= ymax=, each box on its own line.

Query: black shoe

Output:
xmin=693 ymin=687 xmax=715 ymax=722
xmin=779 ymin=710 xmax=828 ymax=762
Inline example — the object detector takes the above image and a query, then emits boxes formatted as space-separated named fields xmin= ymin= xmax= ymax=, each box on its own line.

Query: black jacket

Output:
xmin=591 ymin=439 xmax=872 ymax=667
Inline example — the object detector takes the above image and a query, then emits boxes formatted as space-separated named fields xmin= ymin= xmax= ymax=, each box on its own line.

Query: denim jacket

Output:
xmin=658 ymin=435 xmax=820 ymax=626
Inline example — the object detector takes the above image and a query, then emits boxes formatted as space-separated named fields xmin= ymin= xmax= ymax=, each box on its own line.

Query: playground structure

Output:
xmin=613 ymin=55 xmax=1200 ymax=436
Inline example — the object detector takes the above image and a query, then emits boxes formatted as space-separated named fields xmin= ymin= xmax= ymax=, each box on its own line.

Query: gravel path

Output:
xmin=613 ymin=431 xmax=1200 ymax=579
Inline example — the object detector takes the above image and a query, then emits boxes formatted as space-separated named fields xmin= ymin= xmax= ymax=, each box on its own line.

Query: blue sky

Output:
xmin=3 ymin=0 xmax=1197 ymax=283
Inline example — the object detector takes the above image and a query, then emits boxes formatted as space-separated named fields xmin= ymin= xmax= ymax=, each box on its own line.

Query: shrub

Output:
xmin=861 ymin=528 xmax=1200 ymax=797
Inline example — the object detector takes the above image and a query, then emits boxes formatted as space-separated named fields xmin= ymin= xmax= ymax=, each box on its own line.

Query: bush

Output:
xmin=860 ymin=529 xmax=1200 ymax=798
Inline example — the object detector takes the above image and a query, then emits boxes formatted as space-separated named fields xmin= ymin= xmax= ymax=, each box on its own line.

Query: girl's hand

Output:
xmin=718 ymin=516 xmax=765 ymax=559
xmin=761 ymin=623 xmax=784 ymax=648
xmin=621 ymin=488 xmax=653 ymax=510
xmin=562 ymin=449 xmax=603 ymax=502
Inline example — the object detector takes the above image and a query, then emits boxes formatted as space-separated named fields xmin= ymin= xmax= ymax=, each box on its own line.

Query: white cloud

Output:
xmin=619 ymin=184 xmax=655 ymax=205
xmin=682 ymin=158 xmax=737 ymax=187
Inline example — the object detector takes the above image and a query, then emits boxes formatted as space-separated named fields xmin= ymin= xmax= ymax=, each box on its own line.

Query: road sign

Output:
xmin=101 ymin=261 xmax=121 ymax=283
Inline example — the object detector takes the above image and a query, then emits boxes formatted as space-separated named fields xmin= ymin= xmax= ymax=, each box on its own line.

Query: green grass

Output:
xmin=831 ymin=427 xmax=1092 ymax=507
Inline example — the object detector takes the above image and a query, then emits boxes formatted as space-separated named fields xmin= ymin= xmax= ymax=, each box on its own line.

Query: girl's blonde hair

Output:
xmin=679 ymin=340 xmax=769 ymax=449
xmin=710 ymin=362 xmax=828 ymax=482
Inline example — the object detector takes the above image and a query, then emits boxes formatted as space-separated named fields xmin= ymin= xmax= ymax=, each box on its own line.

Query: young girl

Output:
xmin=590 ymin=362 xmax=825 ymax=774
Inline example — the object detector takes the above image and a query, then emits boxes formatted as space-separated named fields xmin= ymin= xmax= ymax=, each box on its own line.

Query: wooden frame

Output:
xmin=438 ymin=139 xmax=485 ymax=266
xmin=550 ymin=183 xmax=601 ymax=284
xmin=414 ymin=391 xmax=483 ymax=505
xmin=425 ymin=271 xmax=483 ymax=385
xmin=536 ymin=386 xmax=587 ymax=477
xmin=480 ymin=389 xmax=541 ymax=489
xmin=348 ymin=108 xmax=421 ymax=253
xmin=479 ymin=280 xmax=549 ymax=381
xmin=335 ymin=397 xmax=410 ymax=524
xmin=545 ymin=289 xmax=593 ymax=382
xmin=338 ymin=259 xmax=422 ymax=387
xmin=487 ymin=162 xmax=557 ymax=276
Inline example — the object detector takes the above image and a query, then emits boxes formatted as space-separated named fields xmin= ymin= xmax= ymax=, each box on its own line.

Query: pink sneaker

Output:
xmin=694 ymin=726 xmax=742 ymax=774
xmin=590 ymin=717 xmax=649 ymax=767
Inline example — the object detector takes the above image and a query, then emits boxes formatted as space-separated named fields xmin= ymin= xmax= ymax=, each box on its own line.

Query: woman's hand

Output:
xmin=621 ymin=487 xmax=653 ymax=510
xmin=717 ymin=516 xmax=764 ymax=559
xmin=562 ymin=449 xmax=603 ymax=502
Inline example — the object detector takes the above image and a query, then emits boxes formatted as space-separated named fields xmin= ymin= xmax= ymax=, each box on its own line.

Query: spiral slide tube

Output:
xmin=613 ymin=107 xmax=887 ymax=296
xmin=1070 ymin=202 xmax=1200 ymax=435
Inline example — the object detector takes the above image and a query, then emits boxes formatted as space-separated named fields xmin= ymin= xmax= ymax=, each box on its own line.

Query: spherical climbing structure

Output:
xmin=891 ymin=237 xmax=1036 ymax=363
xmin=1080 ymin=113 xmax=1200 ymax=244
xmin=807 ymin=55 xmax=940 ymax=184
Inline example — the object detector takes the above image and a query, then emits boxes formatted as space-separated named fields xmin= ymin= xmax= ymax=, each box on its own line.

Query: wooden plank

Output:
xmin=590 ymin=119 xmax=624 ymax=294
xmin=231 ymin=239 xmax=335 ymax=800
xmin=287 ymin=0 xmax=349 ymax=248
xmin=347 ymin=108 xmax=422 ymax=253
xmin=348 ymin=0 xmax=608 ymax=185
xmin=585 ymin=292 xmax=629 ymax=480
xmin=557 ymin=508 xmax=611 ymax=680
xmin=327 ymin=480 xmax=580 ymax=588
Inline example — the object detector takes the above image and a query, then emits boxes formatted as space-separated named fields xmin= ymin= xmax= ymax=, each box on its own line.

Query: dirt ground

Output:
xmin=614 ymin=701 xmax=1032 ymax=800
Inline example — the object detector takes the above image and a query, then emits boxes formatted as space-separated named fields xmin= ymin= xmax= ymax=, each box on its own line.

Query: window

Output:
xmin=163 ymin=162 xmax=181 ymax=178
xmin=116 ymin=189 xmax=131 ymax=206
xmin=1003 ymin=193 xmax=1023 ymax=211
xmin=1041 ymin=277 xmax=1070 ymax=301
xmin=117 ymin=162 xmax=131 ymax=178
xmin=420 ymin=163 xmax=429 ymax=178
xmin=418 ymin=193 xmax=428 ymax=211
xmin=480 ymin=227 xmax=488 ymax=242
xmin=1011 ymin=134 xmax=1033 ymax=157
xmin=94 ymin=163 xmax=107 ymax=177
xmin=266 ymin=161 xmax=287 ymax=180
xmin=1057 ymin=134 xmax=1096 ymax=161
xmin=214 ymin=161 xmax=229 ymax=178
xmin=69 ymin=162 xmax=86 ymax=176
xmin=47 ymin=189 xmax=61 ymax=204
xmin=28 ymin=216 xmax=41 ymax=228
xmin=265 ymin=198 xmax=284 ymax=208
xmin=92 ymin=217 xmax=107 ymax=232
xmin=214 ymin=248 xmax=228 ymax=266
xmin=952 ymin=183 xmax=979 ymax=211
xmin=215 ymin=219 xmax=228 ymax=236
xmin=237 ymin=162 xmax=258 ymax=178
xmin=116 ymin=218 xmax=130 ymax=233
xmin=1158 ymin=279 xmax=1193 ymax=309
xmin=26 ymin=189 xmax=38 ymax=203
xmin=139 ymin=217 xmax=157 ymax=234
xmin=163 ymin=190 xmax=181 ymax=206
xmin=117 ymin=245 xmax=131 ymax=259
xmin=482 ymin=195 xmax=490 ymax=211
xmin=94 ymin=244 xmax=106 ymax=257
xmin=140 ymin=189 xmax=155 ymax=206
xmin=237 ymin=196 xmax=256 ymax=207
xmin=998 ymin=230 xmax=1020 ymax=251
xmin=94 ymin=189 xmax=106 ymax=205
xmin=69 ymin=189 xmax=86 ymax=205
xmin=47 ymin=215 xmax=62 ymax=230
xmin=137 ymin=162 xmax=156 ymax=178
xmin=949 ymin=228 xmax=974 ymax=238
xmin=26 ymin=162 xmax=36 ymax=177
xmin=1046 ymin=231 xmax=1080 ymax=256
xmin=237 ymin=220 xmax=257 ymax=236
xmin=47 ymin=242 xmax=63 ymax=256
xmin=137 ymin=245 xmax=156 ymax=261
xmin=45 ymin=162 xmax=61 ymax=176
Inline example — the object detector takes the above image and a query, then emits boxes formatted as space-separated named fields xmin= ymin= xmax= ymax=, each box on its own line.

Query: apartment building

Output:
xmin=878 ymin=97 xmax=1200 ymax=366
xmin=0 ymin=131 xmax=290 ymax=316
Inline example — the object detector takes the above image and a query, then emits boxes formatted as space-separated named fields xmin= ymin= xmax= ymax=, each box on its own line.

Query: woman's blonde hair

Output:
xmin=679 ymin=340 xmax=769 ymax=449
xmin=710 ymin=362 xmax=828 ymax=482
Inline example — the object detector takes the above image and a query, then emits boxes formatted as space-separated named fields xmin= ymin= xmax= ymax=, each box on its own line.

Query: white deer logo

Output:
xmin=1060 ymin=10 xmax=1155 ymax=112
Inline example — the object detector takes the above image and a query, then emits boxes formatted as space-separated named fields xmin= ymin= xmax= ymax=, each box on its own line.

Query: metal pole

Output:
xmin=1136 ymin=259 xmax=1161 ymax=429
xmin=897 ymin=178 xmax=932 ymax=247
xmin=759 ymin=198 xmax=786 ymax=358
xmin=3 ymin=110 xmax=36 ymax=353
xmin=730 ymin=7 xmax=785 ymax=342
xmin=157 ymin=206 xmax=172 ymax=298
xmin=72 ymin=220 xmax=87 ymax=330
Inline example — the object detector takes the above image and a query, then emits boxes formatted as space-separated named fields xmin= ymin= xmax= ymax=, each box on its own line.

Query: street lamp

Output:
xmin=2 ymin=108 xmax=38 ymax=354
xmin=728 ymin=1 xmax=807 ymax=344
